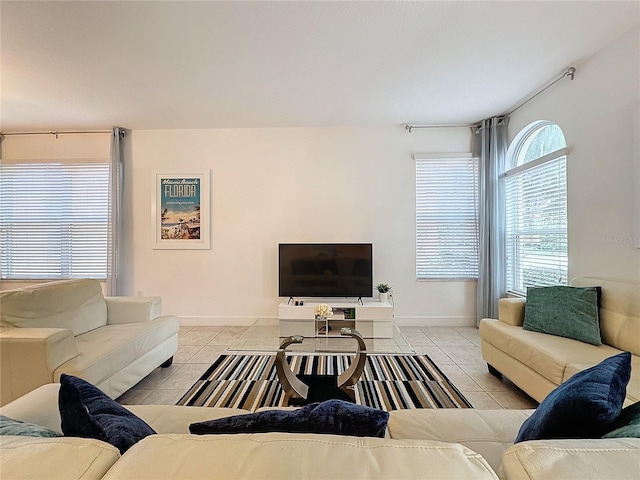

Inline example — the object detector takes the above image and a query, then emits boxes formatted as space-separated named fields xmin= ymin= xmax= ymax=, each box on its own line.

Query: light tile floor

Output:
xmin=116 ymin=325 xmax=538 ymax=410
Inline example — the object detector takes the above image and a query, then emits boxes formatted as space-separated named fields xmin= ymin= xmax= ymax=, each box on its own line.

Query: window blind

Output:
xmin=415 ymin=155 xmax=479 ymax=279
xmin=0 ymin=162 xmax=110 ymax=280
xmin=505 ymin=155 xmax=567 ymax=295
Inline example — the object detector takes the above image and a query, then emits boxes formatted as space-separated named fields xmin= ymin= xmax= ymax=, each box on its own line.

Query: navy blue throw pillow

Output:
xmin=515 ymin=352 xmax=631 ymax=443
xmin=58 ymin=374 xmax=155 ymax=453
xmin=189 ymin=399 xmax=389 ymax=438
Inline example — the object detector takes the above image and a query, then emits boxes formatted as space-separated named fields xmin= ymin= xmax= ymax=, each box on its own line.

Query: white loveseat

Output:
xmin=479 ymin=276 xmax=640 ymax=406
xmin=1 ymin=384 xmax=638 ymax=479
xmin=0 ymin=279 xmax=180 ymax=406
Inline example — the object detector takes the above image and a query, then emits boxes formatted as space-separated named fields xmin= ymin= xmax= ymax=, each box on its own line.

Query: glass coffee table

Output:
xmin=229 ymin=318 xmax=414 ymax=355
xmin=229 ymin=319 xmax=414 ymax=404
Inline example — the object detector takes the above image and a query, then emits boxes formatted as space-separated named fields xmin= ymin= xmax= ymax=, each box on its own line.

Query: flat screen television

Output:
xmin=278 ymin=243 xmax=373 ymax=298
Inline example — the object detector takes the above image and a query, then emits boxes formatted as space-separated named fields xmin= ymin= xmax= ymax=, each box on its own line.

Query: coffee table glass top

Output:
xmin=229 ymin=318 xmax=414 ymax=354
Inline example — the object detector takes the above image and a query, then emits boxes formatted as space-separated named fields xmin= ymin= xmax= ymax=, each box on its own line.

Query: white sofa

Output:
xmin=1 ymin=384 xmax=638 ymax=479
xmin=479 ymin=276 xmax=640 ymax=406
xmin=0 ymin=279 xmax=180 ymax=406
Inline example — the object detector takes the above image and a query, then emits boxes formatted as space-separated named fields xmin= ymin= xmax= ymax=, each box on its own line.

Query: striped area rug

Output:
xmin=176 ymin=354 xmax=471 ymax=411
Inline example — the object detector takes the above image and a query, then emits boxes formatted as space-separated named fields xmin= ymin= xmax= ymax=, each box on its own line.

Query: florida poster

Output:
xmin=153 ymin=171 xmax=210 ymax=249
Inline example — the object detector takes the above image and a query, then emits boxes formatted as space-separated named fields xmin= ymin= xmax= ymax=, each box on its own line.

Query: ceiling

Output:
xmin=1 ymin=1 xmax=639 ymax=132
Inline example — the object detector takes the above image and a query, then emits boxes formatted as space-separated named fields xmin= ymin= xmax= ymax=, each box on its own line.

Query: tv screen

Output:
xmin=278 ymin=243 xmax=373 ymax=298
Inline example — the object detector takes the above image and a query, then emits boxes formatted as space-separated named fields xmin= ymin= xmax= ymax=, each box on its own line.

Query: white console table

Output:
xmin=278 ymin=300 xmax=393 ymax=339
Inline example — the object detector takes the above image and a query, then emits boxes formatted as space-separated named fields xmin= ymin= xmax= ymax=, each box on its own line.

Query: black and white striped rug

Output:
xmin=176 ymin=354 xmax=472 ymax=411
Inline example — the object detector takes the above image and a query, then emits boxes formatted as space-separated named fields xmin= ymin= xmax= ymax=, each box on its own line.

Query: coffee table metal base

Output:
xmin=275 ymin=327 xmax=367 ymax=402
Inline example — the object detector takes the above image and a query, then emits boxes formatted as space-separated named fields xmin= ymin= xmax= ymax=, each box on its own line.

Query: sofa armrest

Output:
xmin=498 ymin=297 xmax=526 ymax=326
xmin=0 ymin=384 xmax=62 ymax=433
xmin=104 ymin=296 xmax=163 ymax=324
xmin=0 ymin=328 xmax=79 ymax=406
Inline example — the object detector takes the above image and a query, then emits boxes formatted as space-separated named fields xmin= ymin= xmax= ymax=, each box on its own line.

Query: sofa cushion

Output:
xmin=59 ymin=374 xmax=155 ymax=453
xmin=501 ymin=438 xmax=640 ymax=480
xmin=189 ymin=400 xmax=389 ymax=438
xmin=0 ymin=435 xmax=120 ymax=480
xmin=570 ymin=277 xmax=640 ymax=356
xmin=0 ymin=279 xmax=107 ymax=336
xmin=479 ymin=318 xmax=622 ymax=386
xmin=126 ymin=404 xmax=251 ymax=433
xmin=603 ymin=401 xmax=640 ymax=438
xmin=0 ymin=414 xmax=60 ymax=437
xmin=53 ymin=317 xmax=178 ymax=386
xmin=102 ymin=433 xmax=500 ymax=480
xmin=515 ymin=352 xmax=631 ymax=443
xmin=523 ymin=286 xmax=602 ymax=345
xmin=387 ymin=409 xmax=533 ymax=473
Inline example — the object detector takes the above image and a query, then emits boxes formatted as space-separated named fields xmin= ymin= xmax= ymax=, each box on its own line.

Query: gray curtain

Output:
xmin=107 ymin=127 xmax=126 ymax=296
xmin=473 ymin=116 xmax=509 ymax=324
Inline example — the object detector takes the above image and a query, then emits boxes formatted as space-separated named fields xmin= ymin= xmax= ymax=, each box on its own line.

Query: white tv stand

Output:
xmin=278 ymin=299 xmax=393 ymax=339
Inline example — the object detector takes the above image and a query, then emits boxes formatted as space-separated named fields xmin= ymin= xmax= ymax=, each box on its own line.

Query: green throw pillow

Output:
xmin=523 ymin=286 xmax=602 ymax=345
xmin=0 ymin=415 xmax=60 ymax=437
xmin=603 ymin=401 xmax=640 ymax=438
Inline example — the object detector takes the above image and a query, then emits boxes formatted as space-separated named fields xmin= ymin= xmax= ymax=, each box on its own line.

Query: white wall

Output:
xmin=126 ymin=127 xmax=477 ymax=325
xmin=509 ymin=26 xmax=640 ymax=282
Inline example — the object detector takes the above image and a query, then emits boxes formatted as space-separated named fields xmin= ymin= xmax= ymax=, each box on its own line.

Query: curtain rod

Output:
xmin=404 ymin=124 xmax=473 ymax=133
xmin=405 ymin=66 xmax=576 ymax=133
xmin=0 ymin=130 xmax=112 ymax=139
xmin=503 ymin=67 xmax=575 ymax=116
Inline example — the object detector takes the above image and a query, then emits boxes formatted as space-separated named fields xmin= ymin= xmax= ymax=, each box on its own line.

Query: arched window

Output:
xmin=504 ymin=121 xmax=568 ymax=295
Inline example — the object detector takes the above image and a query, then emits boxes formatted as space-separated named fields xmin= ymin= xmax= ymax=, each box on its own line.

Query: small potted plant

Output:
xmin=375 ymin=283 xmax=392 ymax=303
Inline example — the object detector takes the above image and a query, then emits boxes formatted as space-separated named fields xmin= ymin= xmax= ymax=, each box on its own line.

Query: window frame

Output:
xmin=504 ymin=121 xmax=568 ymax=296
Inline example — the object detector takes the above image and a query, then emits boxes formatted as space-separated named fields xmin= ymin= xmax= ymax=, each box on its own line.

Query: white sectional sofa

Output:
xmin=1 ymin=384 xmax=638 ymax=479
xmin=480 ymin=276 xmax=639 ymax=406
xmin=0 ymin=279 xmax=180 ymax=405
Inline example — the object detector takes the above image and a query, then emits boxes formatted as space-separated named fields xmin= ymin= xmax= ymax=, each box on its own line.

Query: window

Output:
xmin=415 ymin=154 xmax=479 ymax=279
xmin=0 ymin=161 xmax=110 ymax=280
xmin=505 ymin=121 xmax=567 ymax=295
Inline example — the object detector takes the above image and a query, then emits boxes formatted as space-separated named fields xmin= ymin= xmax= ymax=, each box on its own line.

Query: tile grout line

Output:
xmin=118 ymin=325 xmax=536 ymax=409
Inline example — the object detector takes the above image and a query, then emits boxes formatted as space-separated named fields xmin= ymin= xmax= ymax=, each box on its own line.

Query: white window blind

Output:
xmin=505 ymin=153 xmax=567 ymax=295
xmin=0 ymin=162 xmax=110 ymax=280
xmin=416 ymin=155 xmax=479 ymax=279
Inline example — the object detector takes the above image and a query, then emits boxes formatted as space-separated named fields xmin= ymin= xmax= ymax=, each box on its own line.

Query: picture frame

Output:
xmin=151 ymin=170 xmax=211 ymax=249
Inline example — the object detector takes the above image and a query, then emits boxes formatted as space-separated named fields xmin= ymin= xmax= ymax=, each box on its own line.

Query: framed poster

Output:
xmin=152 ymin=170 xmax=211 ymax=249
